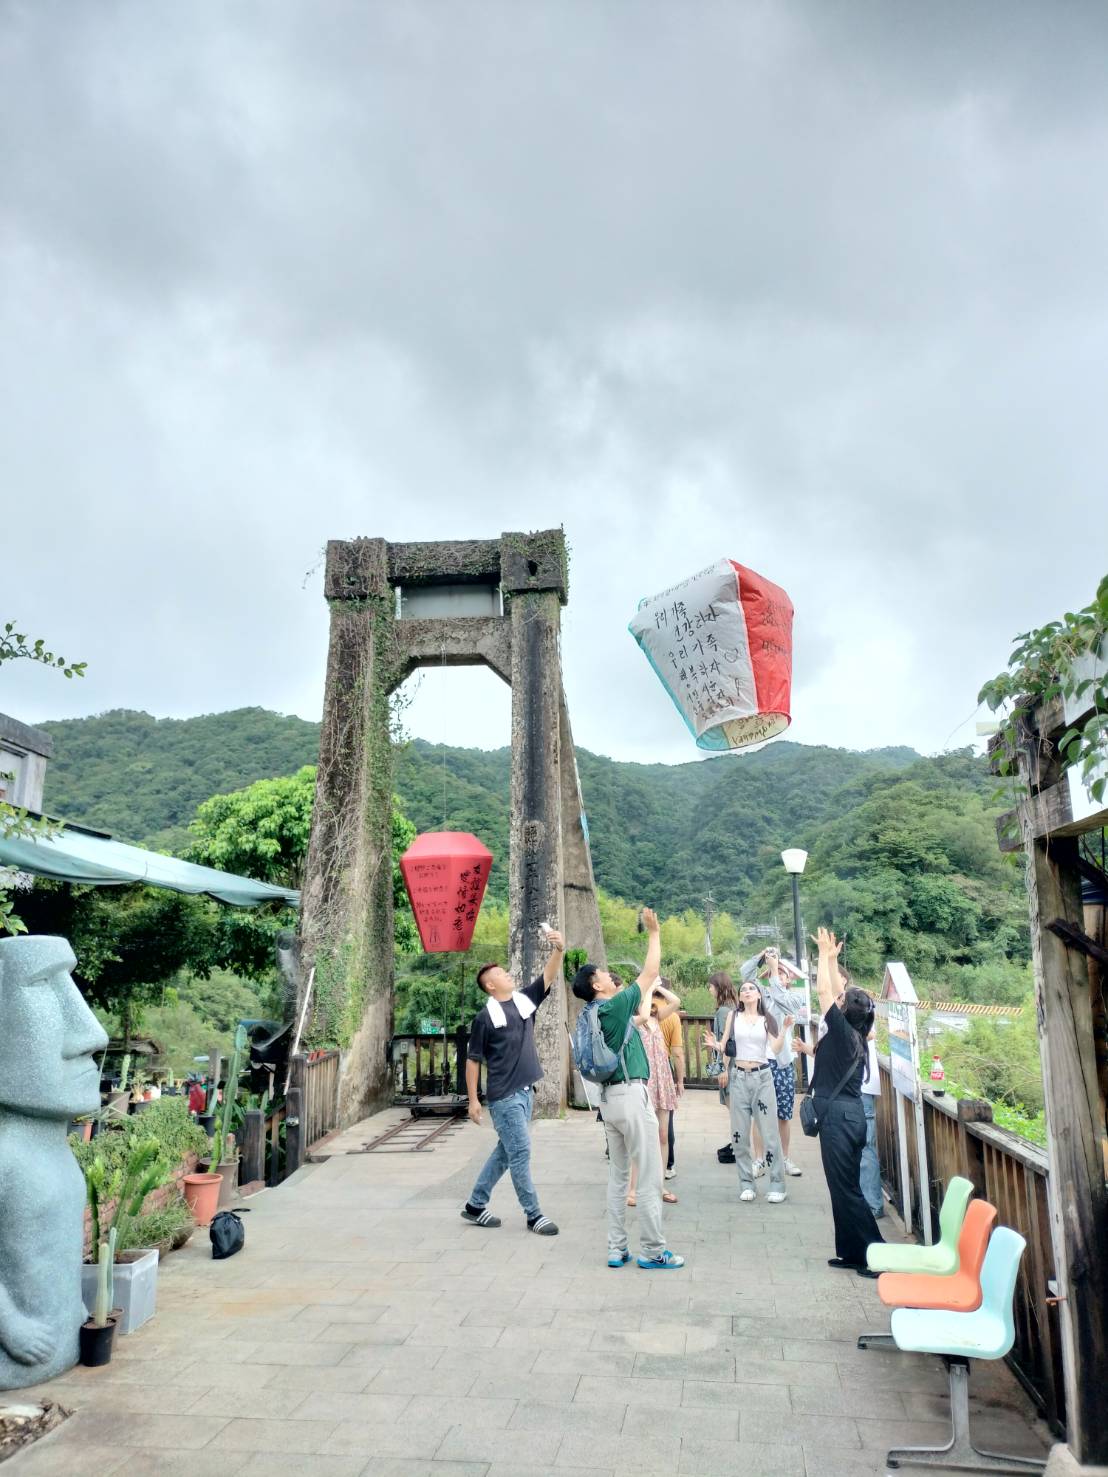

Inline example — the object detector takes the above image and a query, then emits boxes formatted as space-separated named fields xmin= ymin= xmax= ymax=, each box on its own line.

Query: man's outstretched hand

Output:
xmin=640 ymin=907 xmax=659 ymax=934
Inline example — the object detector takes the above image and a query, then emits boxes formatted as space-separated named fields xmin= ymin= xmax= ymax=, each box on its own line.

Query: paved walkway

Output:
xmin=10 ymin=1093 xmax=1050 ymax=1476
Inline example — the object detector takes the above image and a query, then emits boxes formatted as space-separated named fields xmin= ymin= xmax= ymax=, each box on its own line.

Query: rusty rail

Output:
xmin=874 ymin=1055 xmax=1064 ymax=1435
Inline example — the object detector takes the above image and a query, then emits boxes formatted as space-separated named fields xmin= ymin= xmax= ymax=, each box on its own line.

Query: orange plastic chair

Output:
xmin=858 ymin=1200 xmax=997 ymax=1351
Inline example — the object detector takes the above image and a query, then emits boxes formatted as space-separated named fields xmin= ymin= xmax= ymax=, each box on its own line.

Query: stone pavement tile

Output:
xmin=789 ymin=1383 xmax=907 ymax=1418
xmin=677 ymin=1436 xmax=804 ymax=1476
xmin=555 ymin=1430 xmax=681 ymax=1471
xmin=633 ymin=1351 xmax=736 ymax=1381
xmin=41 ymin=1408 xmax=231 ymax=1450
xmin=508 ymin=1400 xmax=628 ymax=1434
xmin=625 ymin=1403 xmax=739 ymax=1442
xmin=682 ymin=1381 xmax=789 ymax=1413
xmin=286 ymin=1390 xmax=412 ymax=1422
xmin=338 ymin=1342 xmax=445 ymax=1371
xmin=801 ymin=1442 xmax=890 ymax=1477
xmin=405 ymin=1394 xmax=519 ymax=1430
xmin=497 ymin=1323 xmax=595 ymax=1350
xmin=360 ymin=1464 xmax=490 ymax=1477
xmin=265 ymin=1365 xmax=375 ymax=1393
xmin=553 ymin=1310 xmax=643 ymax=1334
xmin=741 ymin=1410 xmax=859 ymax=1447
xmin=185 ymin=1387 xmax=315 ymax=1419
xmin=249 ymin=1339 xmax=355 ymax=1366
xmin=858 ymin=1412 xmax=1049 ymax=1459
xmin=474 ymin=1369 xmax=581 ymax=1403
xmin=435 ymin=1425 xmax=563 ymax=1466
xmin=406 ymin=1322 xmax=505 ymax=1348
xmin=366 ymin=1363 xmax=478 ymax=1396
xmin=486 ymin=1468 xmax=611 ymax=1477
xmin=207 ymin=1417 xmax=342 ymax=1454
xmin=20 ymin=1381 xmax=205 ymax=1416
xmin=111 ymin=1454 xmax=251 ymax=1477
xmin=312 ymin=1322 xmax=409 ymax=1343
xmin=538 ymin=1349 xmax=635 ymax=1378
xmin=322 ymin=1416 xmax=458 ymax=1460
xmin=122 ymin=1335 xmax=262 ymax=1364
xmin=575 ymin=1375 xmax=683 ymax=1407
xmin=3 ymin=1437 xmax=130 ymax=1476
xmin=234 ymin=1457 xmax=370 ymax=1477
xmin=207 ymin=1317 xmax=308 ymax=1341
xmin=294 ymin=1301 xmax=389 ymax=1324
xmin=854 ymin=1416 xmax=963 ymax=1449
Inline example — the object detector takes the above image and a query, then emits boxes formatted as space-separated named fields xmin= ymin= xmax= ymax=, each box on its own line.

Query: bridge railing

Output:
xmin=874 ymin=1054 xmax=1064 ymax=1436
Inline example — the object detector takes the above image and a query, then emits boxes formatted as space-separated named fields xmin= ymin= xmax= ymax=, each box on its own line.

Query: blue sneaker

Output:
xmin=637 ymin=1249 xmax=685 ymax=1270
xmin=607 ymin=1249 xmax=631 ymax=1268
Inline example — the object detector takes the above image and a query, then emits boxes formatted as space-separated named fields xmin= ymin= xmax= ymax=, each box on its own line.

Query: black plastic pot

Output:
xmin=198 ymin=1112 xmax=215 ymax=1135
xmin=79 ymin=1317 xmax=117 ymax=1367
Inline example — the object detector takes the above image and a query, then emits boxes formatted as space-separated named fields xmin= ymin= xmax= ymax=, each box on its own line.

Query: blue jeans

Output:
xmin=470 ymin=1086 xmax=540 ymax=1219
xmin=860 ymin=1094 xmax=883 ymax=1216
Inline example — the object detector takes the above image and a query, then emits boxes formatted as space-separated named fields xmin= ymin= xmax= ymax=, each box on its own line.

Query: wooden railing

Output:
xmin=293 ymin=1049 xmax=341 ymax=1150
xmin=874 ymin=1055 xmax=1064 ymax=1435
xmin=391 ymin=1029 xmax=486 ymax=1099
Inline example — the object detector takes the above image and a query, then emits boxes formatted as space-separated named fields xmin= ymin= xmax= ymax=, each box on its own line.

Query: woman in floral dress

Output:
xmin=627 ymin=980 xmax=682 ymax=1206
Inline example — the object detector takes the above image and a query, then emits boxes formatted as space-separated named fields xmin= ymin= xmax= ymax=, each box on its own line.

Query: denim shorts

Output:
xmin=769 ymin=1059 xmax=795 ymax=1120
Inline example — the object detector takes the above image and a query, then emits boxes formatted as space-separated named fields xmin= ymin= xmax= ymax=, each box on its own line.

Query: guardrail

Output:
xmin=874 ymin=1055 xmax=1064 ymax=1435
xmin=391 ymin=1029 xmax=486 ymax=1099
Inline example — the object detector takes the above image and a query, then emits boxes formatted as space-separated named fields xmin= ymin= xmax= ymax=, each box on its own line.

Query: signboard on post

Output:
xmin=878 ymin=962 xmax=932 ymax=1245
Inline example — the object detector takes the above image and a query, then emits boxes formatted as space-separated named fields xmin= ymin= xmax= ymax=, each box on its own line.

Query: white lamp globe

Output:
xmin=781 ymin=848 xmax=808 ymax=875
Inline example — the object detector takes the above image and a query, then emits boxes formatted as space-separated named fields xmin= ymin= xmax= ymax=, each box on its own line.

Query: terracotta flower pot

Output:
xmin=182 ymin=1172 xmax=223 ymax=1227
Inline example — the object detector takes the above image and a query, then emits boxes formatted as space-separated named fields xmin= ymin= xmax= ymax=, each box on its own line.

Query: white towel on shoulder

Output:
xmin=485 ymin=991 xmax=537 ymax=1028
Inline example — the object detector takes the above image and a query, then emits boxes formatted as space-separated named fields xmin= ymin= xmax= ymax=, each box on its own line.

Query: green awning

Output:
xmin=0 ymin=824 xmax=299 ymax=908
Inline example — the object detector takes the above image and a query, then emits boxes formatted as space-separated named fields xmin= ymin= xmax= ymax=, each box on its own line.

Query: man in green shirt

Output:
xmin=571 ymin=907 xmax=685 ymax=1271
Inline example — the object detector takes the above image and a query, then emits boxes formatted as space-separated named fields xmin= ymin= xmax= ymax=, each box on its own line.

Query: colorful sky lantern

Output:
xmin=399 ymin=831 xmax=493 ymax=953
xmin=628 ymin=557 xmax=794 ymax=751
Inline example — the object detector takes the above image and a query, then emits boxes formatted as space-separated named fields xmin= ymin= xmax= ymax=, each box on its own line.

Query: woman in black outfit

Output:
xmin=812 ymin=927 xmax=884 ymax=1274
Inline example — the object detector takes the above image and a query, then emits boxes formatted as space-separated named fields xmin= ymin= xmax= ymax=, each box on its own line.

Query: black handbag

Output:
xmin=210 ymin=1208 xmax=248 ymax=1259
xmin=799 ymin=1039 xmax=862 ymax=1138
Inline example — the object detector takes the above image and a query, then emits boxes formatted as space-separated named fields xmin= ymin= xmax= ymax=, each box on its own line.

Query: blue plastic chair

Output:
xmin=867 ymin=1175 xmax=974 ymax=1276
xmin=886 ymin=1227 xmax=1046 ymax=1473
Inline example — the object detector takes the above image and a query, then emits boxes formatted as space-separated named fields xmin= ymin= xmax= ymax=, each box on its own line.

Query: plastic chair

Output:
xmin=884 ymin=1227 xmax=1046 ymax=1473
xmin=866 ymin=1174 xmax=974 ymax=1275
xmin=858 ymin=1200 xmax=998 ymax=1351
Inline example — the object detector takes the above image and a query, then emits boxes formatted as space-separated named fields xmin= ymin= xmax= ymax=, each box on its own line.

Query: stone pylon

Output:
xmin=298 ymin=530 xmax=606 ymax=1124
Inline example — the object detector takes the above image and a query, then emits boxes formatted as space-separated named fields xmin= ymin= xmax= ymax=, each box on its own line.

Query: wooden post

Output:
xmin=285 ymin=1087 xmax=304 ymax=1177
xmin=1020 ymin=824 xmax=1108 ymax=1466
xmin=241 ymin=1108 xmax=265 ymax=1187
xmin=956 ymin=1097 xmax=992 ymax=1196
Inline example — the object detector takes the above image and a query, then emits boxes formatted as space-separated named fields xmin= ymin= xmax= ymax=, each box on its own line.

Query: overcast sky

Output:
xmin=3 ymin=1 xmax=1105 ymax=767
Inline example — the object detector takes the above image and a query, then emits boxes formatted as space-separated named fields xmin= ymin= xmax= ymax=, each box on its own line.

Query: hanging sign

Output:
xmin=628 ymin=558 xmax=794 ymax=751
xmin=399 ymin=831 xmax=493 ymax=953
xmin=881 ymin=961 xmax=921 ymax=1102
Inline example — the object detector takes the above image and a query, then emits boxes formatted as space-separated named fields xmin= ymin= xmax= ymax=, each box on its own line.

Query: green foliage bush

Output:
xmin=69 ymin=1097 xmax=208 ymax=1178
xmin=116 ymin=1195 xmax=195 ymax=1253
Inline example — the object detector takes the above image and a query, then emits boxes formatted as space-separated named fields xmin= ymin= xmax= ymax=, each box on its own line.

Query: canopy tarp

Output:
xmin=0 ymin=824 xmax=299 ymax=908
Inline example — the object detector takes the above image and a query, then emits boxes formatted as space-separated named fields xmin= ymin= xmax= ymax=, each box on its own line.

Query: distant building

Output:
xmin=0 ymin=713 xmax=53 ymax=811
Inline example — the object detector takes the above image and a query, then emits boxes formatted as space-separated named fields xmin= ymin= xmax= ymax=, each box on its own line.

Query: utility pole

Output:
xmin=703 ymin=889 xmax=715 ymax=957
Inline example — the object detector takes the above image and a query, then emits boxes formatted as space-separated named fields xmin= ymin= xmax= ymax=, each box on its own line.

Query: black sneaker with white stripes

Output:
xmin=528 ymin=1214 xmax=559 ymax=1236
xmin=461 ymin=1204 xmax=501 ymax=1227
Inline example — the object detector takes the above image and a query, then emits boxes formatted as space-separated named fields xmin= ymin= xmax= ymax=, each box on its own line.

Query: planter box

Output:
xmin=82 ymin=1249 xmax=159 ymax=1335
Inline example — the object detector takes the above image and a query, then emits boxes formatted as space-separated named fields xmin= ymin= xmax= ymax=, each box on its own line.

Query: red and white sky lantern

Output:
xmin=399 ymin=831 xmax=493 ymax=953
xmin=628 ymin=558 xmax=794 ymax=751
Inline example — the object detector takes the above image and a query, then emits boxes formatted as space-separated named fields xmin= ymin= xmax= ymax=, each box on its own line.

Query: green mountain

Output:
xmin=42 ymin=707 xmax=922 ymax=919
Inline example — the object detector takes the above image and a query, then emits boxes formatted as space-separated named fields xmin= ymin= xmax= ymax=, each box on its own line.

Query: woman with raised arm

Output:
xmin=705 ymin=979 xmax=792 ymax=1204
xmin=812 ymin=927 xmax=884 ymax=1273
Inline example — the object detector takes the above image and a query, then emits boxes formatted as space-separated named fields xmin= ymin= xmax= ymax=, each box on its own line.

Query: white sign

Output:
xmin=881 ymin=961 xmax=920 ymax=1102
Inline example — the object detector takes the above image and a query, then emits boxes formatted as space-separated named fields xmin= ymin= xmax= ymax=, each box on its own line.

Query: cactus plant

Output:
xmin=83 ymin=1139 xmax=169 ymax=1256
xmin=208 ymin=1025 xmax=247 ymax=1171
xmin=91 ymin=1239 xmax=112 ymax=1327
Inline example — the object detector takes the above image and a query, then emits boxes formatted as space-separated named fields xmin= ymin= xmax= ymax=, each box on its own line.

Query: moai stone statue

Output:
xmin=0 ymin=935 xmax=108 ymax=1390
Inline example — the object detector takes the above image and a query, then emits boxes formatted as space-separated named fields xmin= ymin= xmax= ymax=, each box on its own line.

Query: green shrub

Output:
xmin=69 ymin=1096 xmax=208 ymax=1177
xmin=116 ymin=1194 xmax=196 ymax=1253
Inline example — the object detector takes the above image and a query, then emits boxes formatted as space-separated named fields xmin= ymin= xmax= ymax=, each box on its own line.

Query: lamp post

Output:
xmin=781 ymin=848 xmax=810 ymax=1087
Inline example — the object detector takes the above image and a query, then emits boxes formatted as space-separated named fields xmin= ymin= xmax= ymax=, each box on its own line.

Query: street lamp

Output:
xmin=781 ymin=848 xmax=810 ymax=1087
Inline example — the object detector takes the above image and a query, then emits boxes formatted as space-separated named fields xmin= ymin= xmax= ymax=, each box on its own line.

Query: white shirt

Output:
xmin=731 ymin=1011 xmax=771 ymax=1064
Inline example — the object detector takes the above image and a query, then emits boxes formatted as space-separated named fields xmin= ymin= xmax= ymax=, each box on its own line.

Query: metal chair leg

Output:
xmin=886 ymin=1360 xmax=1046 ymax=1474
xmin=857 ymin=1330 xmax=896 ymax=1349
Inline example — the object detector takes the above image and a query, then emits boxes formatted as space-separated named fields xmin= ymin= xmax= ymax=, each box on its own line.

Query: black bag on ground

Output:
xmin=716 ymin=1143 xmax=735 ymax=1163
xmin=210 ymin=1209 xmax=247 ymax=1259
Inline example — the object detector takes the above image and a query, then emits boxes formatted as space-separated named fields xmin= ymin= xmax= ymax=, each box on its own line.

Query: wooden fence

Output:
xmin=391 ymin=1029 xmax=487 ymax=1098
xmin=874 ymin=1055 xmax=1064 ymax=1435
xmin=242 ymin=1049 xmax=342 ymax=1187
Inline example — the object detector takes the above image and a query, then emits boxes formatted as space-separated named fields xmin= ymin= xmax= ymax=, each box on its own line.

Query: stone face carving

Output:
xmin=0 ymin=935 xmax=108 ymax=1390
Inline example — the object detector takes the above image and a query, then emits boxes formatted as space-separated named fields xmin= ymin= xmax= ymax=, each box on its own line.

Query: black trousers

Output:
xmin=667 ymin=1110 xmax=675 ymax=1170
xmin=817 ymin=1097 xmax=884 ymax=1265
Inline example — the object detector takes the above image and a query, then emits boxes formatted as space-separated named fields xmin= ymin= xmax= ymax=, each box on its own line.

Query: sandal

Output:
xmin=662 ymin=1191 xmax=678 ymax=1204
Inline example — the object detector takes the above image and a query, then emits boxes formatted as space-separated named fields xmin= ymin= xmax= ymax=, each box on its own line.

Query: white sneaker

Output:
xmin=664 ymin=1167 xmax=676 ymax=1180
xmin=739 ymin=1188 xmax=756 ymax=1203
xmin=766 ymin=1191 xmax=788 ymax=1204
xmin=784 ymin=1158 xmax=803 ymax=1177
xmin=752 ymin=1158 xmax=766 ymax=1178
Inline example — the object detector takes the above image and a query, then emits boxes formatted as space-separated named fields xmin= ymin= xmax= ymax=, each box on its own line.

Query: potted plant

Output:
xmin=79 ymin=1235 xmax=119 ymax=1366
xmin=81 ymin=1140 xmax=167 ymax=1335
xmin=197 ymin=1026 xmax=246 ymax=1210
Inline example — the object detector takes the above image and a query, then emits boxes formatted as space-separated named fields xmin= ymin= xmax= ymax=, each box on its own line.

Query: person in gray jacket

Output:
xmin=743 ymin=948 xmax=807 ymax=1178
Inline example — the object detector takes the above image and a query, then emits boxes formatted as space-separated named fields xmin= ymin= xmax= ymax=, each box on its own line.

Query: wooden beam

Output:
xmin=996 ymin=776 xmax=1108 ymax=852
xmin=1019 ymin=824 xmax=1108 ymax=1466
xmin=1047 ymin=917 xmax=1108 ymax=970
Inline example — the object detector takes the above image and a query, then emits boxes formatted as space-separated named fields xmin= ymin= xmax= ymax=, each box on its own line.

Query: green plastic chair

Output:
xmin=885 ymin=1227 xmax=1045 ymax=1473
xmin=866 ymin=1174 xmax=973 ymax=1275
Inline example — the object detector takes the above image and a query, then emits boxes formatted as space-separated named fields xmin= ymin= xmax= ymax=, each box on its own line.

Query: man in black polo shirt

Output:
xmin=461 ymin=926 xmax=564 ymax=1235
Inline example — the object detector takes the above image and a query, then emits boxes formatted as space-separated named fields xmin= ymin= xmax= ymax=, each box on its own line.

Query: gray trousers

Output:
xmin=600 ymin=1081 xmax=665 ymax=1259
xmin=728 ymin=1065 xmax=785 ymax=1193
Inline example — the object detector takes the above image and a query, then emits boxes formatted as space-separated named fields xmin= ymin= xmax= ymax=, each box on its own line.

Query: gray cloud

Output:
xmin=2 ymin=0 xmax=1105 ymax=769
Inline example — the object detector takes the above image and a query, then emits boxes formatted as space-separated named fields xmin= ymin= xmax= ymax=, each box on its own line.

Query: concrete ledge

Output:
xmin=1046 ymin=1445 xmax=1108 ymax=1476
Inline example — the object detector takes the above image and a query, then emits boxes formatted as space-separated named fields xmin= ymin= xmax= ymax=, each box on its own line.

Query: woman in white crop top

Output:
xmin=706 ymin=980 xmax=793 ymax=1204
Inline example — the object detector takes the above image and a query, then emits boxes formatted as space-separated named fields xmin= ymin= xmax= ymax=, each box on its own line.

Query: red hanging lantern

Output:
xmin=399 ymin=831 xmax=493 ymax=953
